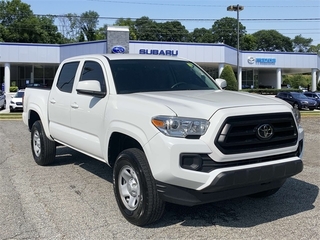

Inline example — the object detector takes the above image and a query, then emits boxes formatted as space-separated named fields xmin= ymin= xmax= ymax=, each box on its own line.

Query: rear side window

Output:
xmin=56 ymin=61 xmax=79 ymax=93
xmin=79 ymin=61 xmax=106 ymax=92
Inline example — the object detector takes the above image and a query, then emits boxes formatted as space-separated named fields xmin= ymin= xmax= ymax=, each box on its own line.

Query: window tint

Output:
xmin=56 ymin=62 xmax=79 ymax=93
xmin=109 ymin=60 xmax=219 ymax=94
xmin=15 ymin=91 xmax=24 ymax=98
xmin=79 ymin=61 xmax=106 ymax=92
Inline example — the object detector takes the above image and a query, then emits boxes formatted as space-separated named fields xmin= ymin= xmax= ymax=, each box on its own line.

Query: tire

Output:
xmin=293 ymin=102 xmax=299 ymax=110
xmin=249 ymin=187 xmax=280 ymax=198
xmin=113 ymin=148 xmax=165 ymax=226
xmin=31 ymin=120 xmax=56 ymax=166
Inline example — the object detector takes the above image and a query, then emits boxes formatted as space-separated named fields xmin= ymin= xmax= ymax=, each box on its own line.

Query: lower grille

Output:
xmin=214 ymin=113 xmax=298 ymax=154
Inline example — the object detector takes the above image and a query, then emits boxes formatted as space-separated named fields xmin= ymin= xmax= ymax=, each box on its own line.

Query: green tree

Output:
xmin=57 ymin=13 xmax=80 ymax=42
xmin=211 ymin=17 xmax=246 ymax=48
xmin=290 ymin=74 xmax=309 ymax=88
xmin=114 ymin=18 xmax=137 ymax=40
xmin=317 ymin=80 xmax=320 ymax=91
xmin=241 ymin=34 xmax=258 ymax=51
xmin=219 ymin=65 xmax=237 ymax=91
xmin=95 ymin=24 xmax=107 ymax=40
xmin=135 ymin=16 xmax=159 ymax=41
xmin=189 ymin=27 xmax=214 ymax=43
xmin=308 ymin=44 xmax=320 ymax=54
xmin=292 ymin=34 xmax=313 ymax=52
xmin=282 ymin=75 xmax=292 ymax=87
xmin=252 ymin=30 xmax=293 ymax=52
xmin=79 ymin=11 xmax=99 ymax=41
xmin=158 ymin=21 xmax=189 ymax=42
xmin=0 ymin=0 xmax=64 ymax=43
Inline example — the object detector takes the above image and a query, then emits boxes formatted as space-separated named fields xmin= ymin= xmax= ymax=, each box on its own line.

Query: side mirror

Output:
xmin=76 ymin=80 xmax=106 ymax=98
xmin=215 ymin=78 xmax=227 ymax=89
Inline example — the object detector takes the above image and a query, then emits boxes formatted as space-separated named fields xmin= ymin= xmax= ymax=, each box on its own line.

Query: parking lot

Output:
xmin=0 ymin=117 xmax=319 ymax=239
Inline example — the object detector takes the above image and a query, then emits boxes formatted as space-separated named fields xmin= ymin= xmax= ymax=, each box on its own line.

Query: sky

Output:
xmin=22 ymin=0 xmax=320 ymax=45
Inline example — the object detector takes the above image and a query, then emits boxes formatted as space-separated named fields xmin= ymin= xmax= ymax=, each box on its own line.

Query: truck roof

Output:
xmin=64 ymin=54 xmax=185 ymax=62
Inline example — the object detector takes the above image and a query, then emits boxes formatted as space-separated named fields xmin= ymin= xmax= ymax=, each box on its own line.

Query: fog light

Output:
xmin=180 ymin=154 xmax=203 ymax=171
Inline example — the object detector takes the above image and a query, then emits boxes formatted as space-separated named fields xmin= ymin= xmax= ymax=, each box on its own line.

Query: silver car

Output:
xmin=0 ymin=90 xmax=6 ymax=110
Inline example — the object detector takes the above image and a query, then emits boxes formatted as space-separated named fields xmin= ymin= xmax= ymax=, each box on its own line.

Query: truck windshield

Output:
xmin=109 ymin=59 xmax=220 ymax=94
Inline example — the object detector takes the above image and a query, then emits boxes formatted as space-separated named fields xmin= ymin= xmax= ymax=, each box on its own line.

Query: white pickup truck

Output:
xmin=23 ymin=54 xmax=304 ymax=226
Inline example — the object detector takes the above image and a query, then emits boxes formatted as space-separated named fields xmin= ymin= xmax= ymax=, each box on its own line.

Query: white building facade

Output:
xmin=1 ymin=33 xmax=320 ymax=92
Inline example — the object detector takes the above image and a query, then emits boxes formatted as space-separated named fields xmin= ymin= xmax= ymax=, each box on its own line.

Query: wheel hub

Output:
xmin=33 ymin=130 xmax=41 ymax=157
xmin=128 ymin=177 xmax=138 ymax=197
xmin=118 ymin=166 xmax=141 ymax=210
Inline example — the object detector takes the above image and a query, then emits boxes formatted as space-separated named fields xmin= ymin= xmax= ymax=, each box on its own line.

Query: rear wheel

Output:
xmin=113 ymin=148 xmax=165 ymax=226
xmin=31 ymin=120 xmax=56 ymax=166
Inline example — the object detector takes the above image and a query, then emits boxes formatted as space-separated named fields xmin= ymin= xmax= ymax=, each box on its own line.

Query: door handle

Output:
xmin=50 ymin=99 xmax=56 ymax=104
xmin=71 ymin=103 xmax=79 ymax=109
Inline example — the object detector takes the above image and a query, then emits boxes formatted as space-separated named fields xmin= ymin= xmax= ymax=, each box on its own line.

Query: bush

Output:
xmin=220 ymin=65 xmax=237 ymax=91
xmin=10 ymin=86 xmax=18 ymax=92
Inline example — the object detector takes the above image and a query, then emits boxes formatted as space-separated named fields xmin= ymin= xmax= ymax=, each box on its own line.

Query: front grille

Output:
xmin=16 ymin=102 xmax=23 ymax=105
xmin=214 ymin=113 xmax=298 ymax=154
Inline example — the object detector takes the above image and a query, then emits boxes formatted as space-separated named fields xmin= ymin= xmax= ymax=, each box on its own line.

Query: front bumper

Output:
xmin=156 ymin=158 xmax=302 ymax=206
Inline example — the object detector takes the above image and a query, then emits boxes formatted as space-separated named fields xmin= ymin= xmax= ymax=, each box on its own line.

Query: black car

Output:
xmin=303 ymin=92 xmax=320 ymax=109
xmin=275 ymin=92 xmax=318 ymax=110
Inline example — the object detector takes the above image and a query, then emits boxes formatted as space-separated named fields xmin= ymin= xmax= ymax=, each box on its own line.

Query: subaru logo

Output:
xmin=247 ymin=56 xmax=255 ymax=64
xmin=111 ymin=45 xmax=125 ymax=54
xmin=257 ymin=124 xmax=273 ymax=140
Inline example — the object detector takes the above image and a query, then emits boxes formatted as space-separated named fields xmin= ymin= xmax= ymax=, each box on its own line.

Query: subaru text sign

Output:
xmin=248 ymin=56 xmax=276 ymax=65
xmin=139 ymin=49 xmax=178 ymax=56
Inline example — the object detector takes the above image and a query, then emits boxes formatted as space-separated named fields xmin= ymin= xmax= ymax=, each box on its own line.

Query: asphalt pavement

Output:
xmin=0 ymin=118 xmax=319 ymax=239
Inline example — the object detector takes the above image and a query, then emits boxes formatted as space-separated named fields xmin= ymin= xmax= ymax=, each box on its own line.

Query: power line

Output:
xmin=34 ymin=14 xmax=320 ymax=22
xmin=88 ymin=0 xmax=320 ymax=8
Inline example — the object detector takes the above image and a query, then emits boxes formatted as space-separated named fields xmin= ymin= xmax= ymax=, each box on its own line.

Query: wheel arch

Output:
xmin=107 ymin=132 xmax=143 ymax=168
xmin=105 ymin=120 xmax=156 ymax=168
xmin=26 ymin=106 xmax=52 ymax=140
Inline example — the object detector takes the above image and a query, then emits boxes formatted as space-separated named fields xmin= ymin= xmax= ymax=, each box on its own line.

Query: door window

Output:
xmin=80 ymin=61 xmax=106 ymax=93
xmin=56 ymin=62 xmax=79 ymax=93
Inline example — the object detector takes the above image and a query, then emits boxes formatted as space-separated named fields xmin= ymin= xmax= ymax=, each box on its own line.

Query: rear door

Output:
xmin=48 ymin=61 xmax=80 ymax=143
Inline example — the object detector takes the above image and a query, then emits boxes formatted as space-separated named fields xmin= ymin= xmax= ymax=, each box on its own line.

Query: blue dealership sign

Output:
xmin=139 ymin=49 xmax=178 ymax=56
xmin=111 ymin=45 xmax=126 ymax=54
xmin=247 ymin=56 xmax=276 ymax=65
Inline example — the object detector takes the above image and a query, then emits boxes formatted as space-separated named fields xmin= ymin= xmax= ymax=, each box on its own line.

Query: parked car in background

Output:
xmin=303 ymin=92 xmax=320 ymax=109
xmin=275 ymin=92 xmax=318 ymax=110
xmin=0 ymin=90 xmax=6 ymax=110
xmin=9 ymin=89 xmax=25 ymax=112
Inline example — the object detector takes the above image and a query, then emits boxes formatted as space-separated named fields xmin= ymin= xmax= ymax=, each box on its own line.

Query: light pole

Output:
xmin=227 ymin=4 xmax=244 ymax=90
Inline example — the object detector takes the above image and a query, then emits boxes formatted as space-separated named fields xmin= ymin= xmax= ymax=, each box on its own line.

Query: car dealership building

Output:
xmin=1 ymin=26 xmax=320 ymax=92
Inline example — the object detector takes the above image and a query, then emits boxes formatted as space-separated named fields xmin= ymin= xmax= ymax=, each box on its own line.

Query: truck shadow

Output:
xmin=53 ymin=146 xmax=318 ymax=229
xmin=157 ymin=177 xmax=318 ymax=228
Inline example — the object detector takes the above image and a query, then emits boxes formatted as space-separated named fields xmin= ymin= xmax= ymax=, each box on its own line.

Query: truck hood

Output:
xmin=128 ymin=90 xmax=288 ymax=119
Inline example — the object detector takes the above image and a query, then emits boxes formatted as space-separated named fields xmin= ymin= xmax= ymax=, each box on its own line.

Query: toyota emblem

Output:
xmin=257 ymin=124 xmax=273 ymax=140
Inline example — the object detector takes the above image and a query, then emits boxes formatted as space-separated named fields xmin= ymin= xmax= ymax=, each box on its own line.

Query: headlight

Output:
xmin=292 ymin=108 xmax=301 ymax=125
xmin=152 ymin=116 xmax=210 ymax=138
xmin=10 ymin=101 xmax=14 ymax=104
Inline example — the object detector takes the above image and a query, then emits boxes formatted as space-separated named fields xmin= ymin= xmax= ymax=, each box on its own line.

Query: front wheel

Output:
xmin=113 ymin=148 xmax=165 ymax=226
xmin=293 ymin=102 xmax=300 ymax=110
xmin=31 ymin=120 xmax=56 ymax=166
